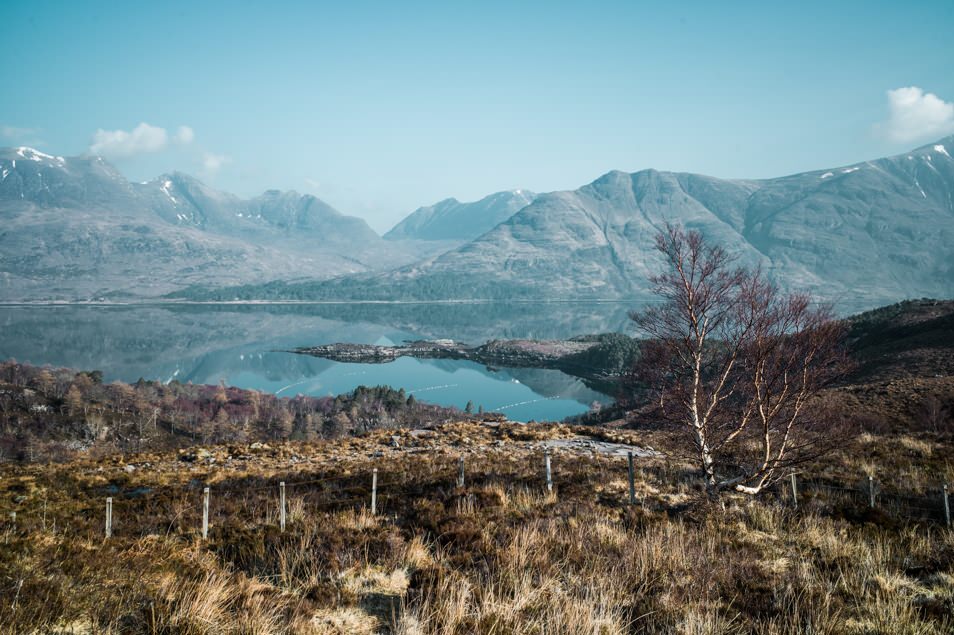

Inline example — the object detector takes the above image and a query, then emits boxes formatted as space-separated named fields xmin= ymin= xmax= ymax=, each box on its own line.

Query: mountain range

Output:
xmin=3 ymin=138 xmax=954 ymax=307
xmin=0 ymin=147 xmax=446 ymax=300
xmin=178 ymin=136 xmax=954 ymax=307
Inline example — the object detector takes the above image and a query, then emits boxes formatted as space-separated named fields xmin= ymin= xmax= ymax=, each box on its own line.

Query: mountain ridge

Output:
xmin=0 ymin=147 xmax=442 ymax=300
xmin=384 ymin=189 xmax=537 ymax=242
xmin=5 ymin=137 xmax=954 ymax=306
xmin=176 ymin=136 xmax=954 ymax=307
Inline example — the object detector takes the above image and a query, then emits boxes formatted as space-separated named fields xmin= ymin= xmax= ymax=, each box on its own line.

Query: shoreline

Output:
xmin=0 ymin=298 xmax=636 ymax=307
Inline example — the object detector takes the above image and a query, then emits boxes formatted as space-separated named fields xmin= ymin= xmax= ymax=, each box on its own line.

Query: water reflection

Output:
xmin=0 ymin=302 xmax=631 ymax=421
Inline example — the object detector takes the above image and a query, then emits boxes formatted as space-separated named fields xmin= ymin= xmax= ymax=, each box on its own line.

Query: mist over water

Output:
xmin=0 ymin=302 xmax=633 ymax=422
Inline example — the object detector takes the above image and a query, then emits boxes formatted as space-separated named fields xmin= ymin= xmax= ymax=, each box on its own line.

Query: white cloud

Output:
xmin=202 ymin=152 xmax=231 ymax=173
xmin=89 ymin=122 xmax=170 ymax=157
xmin=877 ymin=86 xmax=954 ymax=143
xmin=174 ymin=125 xmax=194 ymax=145
xmin=87 ymin=122 xmax=230 ymax=175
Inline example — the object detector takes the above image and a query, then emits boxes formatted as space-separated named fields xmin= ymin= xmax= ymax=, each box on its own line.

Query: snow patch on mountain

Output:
xmin=16 ymin=147 xmax=65 ymax=166
xmin=161 ymin=180 xmax=179 ymax=205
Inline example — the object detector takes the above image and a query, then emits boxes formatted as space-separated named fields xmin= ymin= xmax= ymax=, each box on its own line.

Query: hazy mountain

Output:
xmin=140 ymin=171 xmax=381 ymax=244
xmin=0 ymin=147 xmax=436 ymax=300
xmin=384 ymin=189 xmax=536 ymax=242
xmin=183 ymin=137 xmax=954 ymax=308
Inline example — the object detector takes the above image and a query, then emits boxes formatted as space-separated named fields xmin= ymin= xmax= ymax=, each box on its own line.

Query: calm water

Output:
xmin=0 ymin=302 xmax=634 ymax=422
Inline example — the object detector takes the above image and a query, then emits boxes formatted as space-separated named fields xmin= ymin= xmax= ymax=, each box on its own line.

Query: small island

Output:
xmin=292 ymin=334 xmax=641 ymax=392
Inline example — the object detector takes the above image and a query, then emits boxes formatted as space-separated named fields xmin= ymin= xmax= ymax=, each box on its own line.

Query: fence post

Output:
xmin=105 ymin=497 xmax=112 ymax=539
xmin=458 ymin=457 xmax=465 ymax=488
xmin=627 ymin=451 xmax=636 ymax=505
xmin=943 ymin=483 xmax=950 ymax=527
xmin=371 ymin=469 xmax=378 ymax=515
xmin=279 ymin=482 xmax=286 ymax=532
xmin=202 ymin=487 xmax=209 ymax=539
xmin=544 ymin=450 xmax=553 ymax=494
xmin=790 ymin=473 xmax=798 ymax=510
xmin=868 ymin=475 xmax=875 ymax=509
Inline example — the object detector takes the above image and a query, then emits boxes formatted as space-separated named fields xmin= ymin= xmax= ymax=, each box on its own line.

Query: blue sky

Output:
xmin=2 ymin=0 xmax=953 ymax=232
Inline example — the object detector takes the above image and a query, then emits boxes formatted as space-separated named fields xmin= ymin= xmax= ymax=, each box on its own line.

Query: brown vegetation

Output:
xmin=0 ymin=361 xmax=467 ymax=463
xmin=1 ymin=420 xmax=952 ymax=633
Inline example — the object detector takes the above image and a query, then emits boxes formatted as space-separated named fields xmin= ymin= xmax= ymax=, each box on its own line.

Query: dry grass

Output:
xmin=0 ymin=421 xmax=952 ymax=634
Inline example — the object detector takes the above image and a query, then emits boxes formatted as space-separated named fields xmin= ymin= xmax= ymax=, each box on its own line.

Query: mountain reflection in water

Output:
xmin=0 ymin=302 xmax=632 ymax=422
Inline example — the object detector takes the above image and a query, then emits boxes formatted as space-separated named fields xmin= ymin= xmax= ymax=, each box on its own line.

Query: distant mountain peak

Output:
xmin=0 ymin=146 xmax=67 ymax=171
xmin=13 ymin=146 xmax=66 ymax=165
xmin=384 ymin=188 xmax=537 ymax=242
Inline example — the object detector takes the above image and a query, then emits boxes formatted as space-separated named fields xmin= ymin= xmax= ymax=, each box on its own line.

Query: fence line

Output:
xmin=4 ymin=450 xmax=953 ymax=542
xmin=780 ymin=473 xmax=951 ymax=526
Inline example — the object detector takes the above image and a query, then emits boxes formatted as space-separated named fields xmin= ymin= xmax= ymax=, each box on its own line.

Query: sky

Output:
xmin=2 ymin=0 xmax=953 ymax=233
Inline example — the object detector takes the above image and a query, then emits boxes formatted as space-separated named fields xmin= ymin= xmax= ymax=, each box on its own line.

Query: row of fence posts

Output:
xmin=100 ymin=454 xmax=501 ymax=539
xmin=945 ymin=484 xmax=951 ymax=526
xmin=787 ymin=472 xmax=950 ymax=526
xmin=95 ymin=451 xmax=952 ymax=539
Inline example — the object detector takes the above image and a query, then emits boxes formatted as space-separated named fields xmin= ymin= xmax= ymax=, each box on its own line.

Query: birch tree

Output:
xmin=631 ymin=225 xmax=846 ymax=496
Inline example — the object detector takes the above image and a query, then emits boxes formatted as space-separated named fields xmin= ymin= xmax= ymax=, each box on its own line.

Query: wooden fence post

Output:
xmin=105 ymin=498 xmax=112 ymax=539
xmin=371 ymin=469 xmax=378 ymax=515
xmin=627 ymin=451 xmax=636 ymax=505
xmin=790 ymin=473 xmax=798 ymax=510
xmin=868 ymin=475 xmax=875 ymax=509
xmin=457 ymin=457 xmax=465 ymax=488
xmin=943 ymin=483 xmax=950 ymax=527
xmin=279 ymin=482 xmax=286 ymax=532
xmin=202 ymin=487 xmax=209 ymax=539
xmin=544 ymin=450 xmax=553 ymax=494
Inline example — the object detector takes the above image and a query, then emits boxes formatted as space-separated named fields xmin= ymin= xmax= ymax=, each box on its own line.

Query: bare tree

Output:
xmin=631 ymin=224 xmax=846 ymax=496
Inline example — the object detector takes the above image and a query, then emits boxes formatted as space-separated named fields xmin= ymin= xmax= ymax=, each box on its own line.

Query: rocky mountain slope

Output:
xmin=383 ymin=189 xmax=536 ymax=242
xmin=189 ymin=137 xmax=954 ymax=307
xmin=0 ymin=147 xmax=439 ymax=300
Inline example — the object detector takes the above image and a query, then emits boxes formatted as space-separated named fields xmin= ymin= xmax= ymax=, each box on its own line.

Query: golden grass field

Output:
xmin=1 ymin=421 xmax=952 ymax=634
